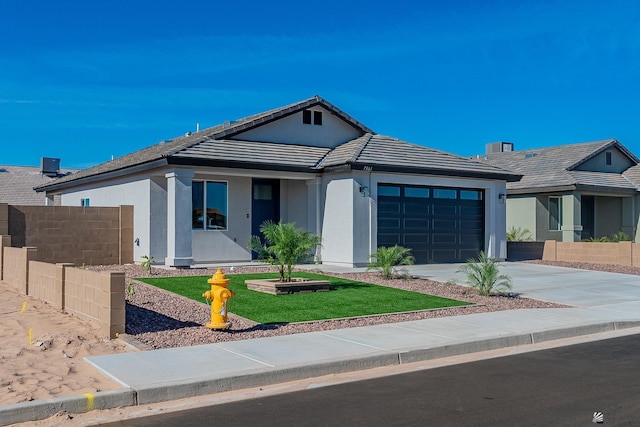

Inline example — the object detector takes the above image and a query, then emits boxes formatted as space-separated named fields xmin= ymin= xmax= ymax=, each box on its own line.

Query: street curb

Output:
xmin=2 ymin=321 xmax=640 ymax=425
xmin=0 ymin=389 xmax=136 ymax=426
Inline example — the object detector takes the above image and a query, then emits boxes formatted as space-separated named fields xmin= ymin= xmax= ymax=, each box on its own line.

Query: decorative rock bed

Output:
xmin=245 ymin=278 xmax=331 ymax=295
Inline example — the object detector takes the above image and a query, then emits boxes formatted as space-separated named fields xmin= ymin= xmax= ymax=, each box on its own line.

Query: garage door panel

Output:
xmin=431 ymin=249 xmax=458 ymax=263
xmin=378 ymin=201 xmax=401 ymax=214
xmin=433 ymin=218 xmax=457 ymax=229
xmin=403 ymin=233 xmax=429 ymax=245
xmin=404 ymin=218 xmax=430 ymax=229
xmin=404 ymin=202 xmax=430 ymax=215
xmin=379 ymin=218 xmax=401 ymax=229
xmin=432 ymin=233 xmax=457 ymax=244
xmin=460 ymin=205 xmax=483 ymax=215
xmin=378 ymin=234 xmax=401 ymax=246
xmin=460 ymin=219 xmax=483 ymax=230
xmin=432 ymin=205 xmax=457 ymax=215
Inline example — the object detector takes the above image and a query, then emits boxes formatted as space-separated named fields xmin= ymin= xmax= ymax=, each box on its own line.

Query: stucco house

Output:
xmin=36 ymin=96 xmax=520 ymax=267
xmin=481 ymin=139 xmax=640 ymax=243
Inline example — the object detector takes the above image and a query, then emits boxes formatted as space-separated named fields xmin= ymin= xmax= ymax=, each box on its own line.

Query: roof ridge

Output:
xmin=347 ymin=133 xmax=373 ymax=163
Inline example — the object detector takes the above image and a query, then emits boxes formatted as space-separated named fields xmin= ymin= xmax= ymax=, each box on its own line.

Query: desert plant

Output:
xmin=140 ymin=255 xmax=154 ymax=274
xmin=582 ymin=236 xmax=610 ymax=242
xmin=249 ymin=220 xmax=322 ymax=282
xmin=367 ymin=245 xmax=415 ymax=279
xmin=456 ymin=251 xmax=513 ymax=296
xmin=506 ymin=226 xmax=533 ymax=242
xmin=126 ymin=281 xmax=135 ymax=301
xmin=610 ymin=231 xmax=631 ymax=242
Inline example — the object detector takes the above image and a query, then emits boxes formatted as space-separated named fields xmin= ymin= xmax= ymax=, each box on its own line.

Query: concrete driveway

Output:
xmin=407 ymin=262 xmax=640 ymax=309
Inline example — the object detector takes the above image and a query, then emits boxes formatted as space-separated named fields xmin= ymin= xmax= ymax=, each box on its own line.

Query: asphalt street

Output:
xmin=94 ymin=333 xmax=640 ymax=427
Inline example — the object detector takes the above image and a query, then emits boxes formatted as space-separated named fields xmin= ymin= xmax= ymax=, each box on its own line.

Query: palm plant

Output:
xmin=249 ymin=220 xmax=321 ymax=282
xmin=367 ymin=245 xmax=415 ymax=279
xmin=506 ymin=226 xmax=533 ymax=242
xmin=457 ymin=251 xmax=512 ymax=296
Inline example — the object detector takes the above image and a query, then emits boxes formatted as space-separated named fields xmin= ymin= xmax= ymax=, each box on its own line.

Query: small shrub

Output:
xmin=126 ymin=282 xmax=135 ymax=301
xmin=367 ymin=245 xmax=415 ymax=280
xmin=456 ymin=251 xmax=512 ymax=296
xmin=582 ymin=236 xmax=610 ymax=242
xmin=140 ymin=255 xmax=154 ymax=274
xmin=610 ymin=231 xmax=631 ymax=242
xmin=506 ymin=226 xmax=533 ymax=242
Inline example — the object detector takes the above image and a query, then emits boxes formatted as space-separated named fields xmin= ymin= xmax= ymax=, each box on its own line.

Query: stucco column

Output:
xmin=307 ymin=177 xmax=323 ymax=261
xmin=561 ymin=192 xmax=582 ymax=242
xmin=165 ymin=169 xmax=194 ymax=267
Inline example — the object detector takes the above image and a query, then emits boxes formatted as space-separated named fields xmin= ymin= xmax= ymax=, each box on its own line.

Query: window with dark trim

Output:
xmin=605 ymin=151 xmax=612 ymax=166
xmin=192 ymin=181 xmax=228 ymax=230
xmin=313 ymin=111 xmax=323 ymax=125
xmin=302 ymin=110 xmax=312 ymax=124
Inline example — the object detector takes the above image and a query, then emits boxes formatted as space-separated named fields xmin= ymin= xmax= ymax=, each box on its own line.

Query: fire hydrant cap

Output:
xmin=208 ymin=268 xmax=230 ymax=287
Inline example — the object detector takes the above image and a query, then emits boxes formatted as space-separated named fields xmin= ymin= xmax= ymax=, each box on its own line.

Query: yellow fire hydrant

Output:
xmin=202 ymin=268 xmax=235 ymax=330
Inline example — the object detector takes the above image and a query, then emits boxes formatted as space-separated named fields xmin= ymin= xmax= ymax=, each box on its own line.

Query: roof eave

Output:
xmin=347 ymin=163 xmax=522 ymax=182
xmin=167 ymin=157 xmax=320 ymax=175
xmin=35 ymin=159 xmax=170 ymax=193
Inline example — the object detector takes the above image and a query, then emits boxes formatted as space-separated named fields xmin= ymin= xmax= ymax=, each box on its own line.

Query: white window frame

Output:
xmin=548 ymin=196 xmax=562 ymax=231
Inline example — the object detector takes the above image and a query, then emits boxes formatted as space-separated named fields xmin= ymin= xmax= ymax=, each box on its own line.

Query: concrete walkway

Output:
xmin=2 ymin=262 xmax=640 ymax=425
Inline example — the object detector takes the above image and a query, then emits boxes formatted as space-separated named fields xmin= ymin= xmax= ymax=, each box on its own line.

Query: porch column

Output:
xmin=165 ymin=169 xmax=194 ymax=267
xmin=561 ymin=192 xmax=582 ymax=242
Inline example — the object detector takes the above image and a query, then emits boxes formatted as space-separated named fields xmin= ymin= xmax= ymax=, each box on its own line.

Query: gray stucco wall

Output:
xmin=595 ymin=196 xmax=622 ymax=238
xmin=231 ymin=106 xmax=362 ymax=148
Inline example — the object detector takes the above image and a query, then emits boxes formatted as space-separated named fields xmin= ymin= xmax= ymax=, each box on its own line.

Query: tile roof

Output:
xmin=623 ymin=164 xmax=640 ymax=188
xmin=0 ymin=165 xmax=78 ymax=205
xmin=481 ymin=139 xmax=640 ymax=193
xmin=36 ymin=96 xmax=520 ymax=192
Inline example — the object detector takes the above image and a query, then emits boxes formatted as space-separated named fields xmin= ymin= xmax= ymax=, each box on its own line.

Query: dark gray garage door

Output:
xmin=377 ymin=184 xmax=484 ymax=263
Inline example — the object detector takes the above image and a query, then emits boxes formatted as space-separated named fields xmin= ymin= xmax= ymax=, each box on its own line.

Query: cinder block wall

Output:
xmin=6 ymin=204 xmax=133 ymax=265
xmin=543 ymin=241 xmax=639 ymax=267
xmin=3 ymin=246 xmax=37 ymax=294
xmin=64 ymin=267 xmax=125 ymax=338
xmin=28 ymin=261 xmax=72 ymax=310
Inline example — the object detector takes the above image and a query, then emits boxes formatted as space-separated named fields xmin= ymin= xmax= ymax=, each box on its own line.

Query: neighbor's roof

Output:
xmin=36 ymin=96 xmax=520 ymax=192
xmin=481 ymin=139 xmax=640 ymax=193
xmin=0 ymin=165 xmax=77 ymax=205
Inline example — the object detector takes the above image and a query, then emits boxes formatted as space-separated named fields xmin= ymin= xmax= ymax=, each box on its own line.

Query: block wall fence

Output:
xmin=543 ymin=240 xmax=640 ymax=267
xmin=0 ymin=203 xmax=133 ymax=339
xmin=0 ymin=203 xmax=133 ymax=265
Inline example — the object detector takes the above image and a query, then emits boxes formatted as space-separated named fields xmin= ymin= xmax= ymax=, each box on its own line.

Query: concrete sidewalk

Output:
xmin=2 ymin=262 xmax=640 ymax=426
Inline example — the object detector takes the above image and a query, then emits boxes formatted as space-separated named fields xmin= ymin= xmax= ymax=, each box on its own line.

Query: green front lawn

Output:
xmin=137 ymin=272 xmax=471 ymax=324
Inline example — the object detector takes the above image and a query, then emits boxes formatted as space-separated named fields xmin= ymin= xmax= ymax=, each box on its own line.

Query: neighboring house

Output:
xmin=35 ymin=96 xmax=520 ymax=267
xmin=481 ymin=140 xmax=640 ymax=243
xmin=0 ymin=159 xmax=76 ymax=205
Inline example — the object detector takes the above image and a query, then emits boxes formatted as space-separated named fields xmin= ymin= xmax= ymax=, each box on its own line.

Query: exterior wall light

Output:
xmin=498 ymin=193 xmax=507 ymax=204
xmin=359 ymin=186 xmax=370 ymax=197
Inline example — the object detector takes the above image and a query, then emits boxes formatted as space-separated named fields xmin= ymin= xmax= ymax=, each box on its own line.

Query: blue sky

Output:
xmin=2 ymin=0 xmax=639 ymax=169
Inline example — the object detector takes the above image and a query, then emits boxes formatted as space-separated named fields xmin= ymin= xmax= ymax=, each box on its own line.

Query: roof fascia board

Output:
xmin=35 ymin=159 xmax=169 ymax=193
xmin=352 ymin=163 xmax=522 ymax=182
xmin=575 ymin=184 xmax=638 ymax=195
xmin=167 ymin=157 xmax=320 ymax=174
xmin=507 ymin=185 xmax=577 ymax=195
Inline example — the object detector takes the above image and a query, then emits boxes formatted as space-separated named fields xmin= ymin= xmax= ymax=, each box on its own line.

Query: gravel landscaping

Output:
xmin=90 ymin=263 xmax=571 ymax=350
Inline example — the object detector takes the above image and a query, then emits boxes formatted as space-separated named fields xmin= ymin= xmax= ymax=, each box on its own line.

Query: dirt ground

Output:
xmin=0 ymin=281 xmax=128 ymax=406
